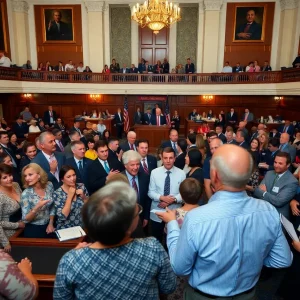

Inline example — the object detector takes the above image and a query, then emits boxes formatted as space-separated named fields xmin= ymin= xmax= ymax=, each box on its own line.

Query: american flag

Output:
xmin=123 ymin=96 xmax=130 ymax=132
xmin=165 ymin=96 xmax=171 ymax=127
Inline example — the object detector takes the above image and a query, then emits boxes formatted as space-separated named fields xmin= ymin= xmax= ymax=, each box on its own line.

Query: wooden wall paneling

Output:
xmin=141 ymin=48 xmax=153 ymax=64
xmin=0 ymin=0 xmax=11 ymax=57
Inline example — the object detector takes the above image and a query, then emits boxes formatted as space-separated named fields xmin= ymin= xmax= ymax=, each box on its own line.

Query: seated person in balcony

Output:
xmin=54 ymin=61 xmax=65 ymax=71
xmin=83 ymin=66 xmax=92 ymax=73
xmin=138 ymin=58 xmax=146 ymax=73
xmin=151 ymin=108 xmax=166 ymax=126
xmin=22 ymin=60 xmax=32 ymax=70
xmin=28 ymin=119 xmax=41 ymax=133
xmin=110 ymin=58 xmax=120 ymax=73
xmin=77 ymin=62 xmax=85 ymax=72
xmin=45 ymin=61 xmax=53 ymax=71
xmin=253 ymin=60 xmax=260 ymax=72
xmin=292 ymin=54 xmax=300 ymax=68
xmin=143 ymin=61 xmax=153 ymax=73
xmin=233 ymin=62 xmax=243 ymax=72
xmin=102 ymin=64 xmax=110 ymax=74
xmin=262 ymin=60 xmax=272 ymax=71
xmin=177 ymin=64 xmax=185 ymax=74
xmin=162 ymin=58 xmax=170 ymax=74
xmin=130 ymin=64 xmax=138 ymax=73
xmin=65 ymin=60 xmax=75 ymax=72
xmin=0 ymin=52 xmax=11 ymax=68
xmin=185 ymin=57 xmax=195 ymax=74
xmin=246 ymin=62 xmax=255 ymax=72
xmin=154 ymin=60 xmax=163 ymax=74
xmin=120 ymin=64 xmax=130 ymax=74
xmin=222 ymin=61 xmax=232 ymax=73
xmin=90 ymin=110 xmax=98 ymax=118
xmin=37 ymin=62 xmax=45 ymax=71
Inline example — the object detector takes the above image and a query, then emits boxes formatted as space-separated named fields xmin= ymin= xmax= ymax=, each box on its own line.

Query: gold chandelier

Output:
xmin=131 ymin=0 xmax=181 ymax=34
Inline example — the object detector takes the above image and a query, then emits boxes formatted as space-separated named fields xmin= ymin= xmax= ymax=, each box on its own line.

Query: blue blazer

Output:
xmin=278 ymin=125 xmax=294 ymax=137
xmin=150 ymin=114 xmax=166 ymax=126
xmin=65 ymin=157 xmax=92 ymax=187
xmin=139 ymin=155 xmax=157 ymax=175
xmin=32 ymin=151 xmax=65 ymax=190
xmin=144 ymin=113 xmax=152 ymax=125
xmin=12 ymin=122 xmax=28 ymax=138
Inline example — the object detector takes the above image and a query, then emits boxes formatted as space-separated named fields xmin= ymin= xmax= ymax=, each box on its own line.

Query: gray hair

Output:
xmin=211 ymin=151 xmax=253 ymax=188
xmin=38 ymin=131 xmax=53 ymax=144
xmin=70 ymin=141 xmax=84 ymax=151
xmin=127 ymin=131 xmax=136 ymax=138
xmin=122 ymin=150 xmax=142 ymax=165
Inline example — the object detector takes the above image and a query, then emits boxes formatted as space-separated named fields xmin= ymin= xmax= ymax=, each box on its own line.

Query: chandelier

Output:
xmin=131 ymin=0 xmax=181 ymax=34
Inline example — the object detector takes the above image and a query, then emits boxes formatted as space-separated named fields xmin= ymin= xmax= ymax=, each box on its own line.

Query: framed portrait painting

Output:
xmin=233 ymin=5 xmax=266 ymax=42
xmin=42 ymin=7 xmax=75 ymax=43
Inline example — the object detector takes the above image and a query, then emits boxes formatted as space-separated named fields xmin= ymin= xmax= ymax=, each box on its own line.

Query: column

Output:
xmin=103 ymin=3 xmax=111 ymax=65
xmin=169 ymin=22 xmax=177 ymax=70
xmin=129 ymin=3 xmax=139 ymax=66
xmin=196 ymin=1 xmax=205 ymax=72
xmin=12 ymin=1 xmax=30 ymax=65
xmin=85 ymin=1 xmax=105 ymax=72
xmin=202 ymin=0 xmax=223 ymax=73
xmin=278 ymin=0 xmax=299 ymax=68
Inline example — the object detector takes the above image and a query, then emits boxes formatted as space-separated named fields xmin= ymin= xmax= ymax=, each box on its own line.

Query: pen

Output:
xmin=56 ymin=231 xmax=61 ymax=239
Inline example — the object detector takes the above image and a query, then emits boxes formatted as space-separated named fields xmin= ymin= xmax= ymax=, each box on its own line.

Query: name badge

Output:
xmin=272 ymin=186 xmax=279 ymax=193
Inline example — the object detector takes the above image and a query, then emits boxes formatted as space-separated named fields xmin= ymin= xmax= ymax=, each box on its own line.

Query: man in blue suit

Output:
xmin=32 ymin=131 xmax=65 ymax=190
xmin=278 ymin=120 xmax=294 ymax=137
xmin=235 ymin=9 xmax=262 ymax=40
xmin=12 ymin=116 xmax=28 ymax=138
xmin=65 ymin=141 xmax=92 ymax=187
xmin=150 ymin=108 xmax=166 ymax=126
xmin=144 ymin=108 xmax=152 ymax=125
xmin=137 ymin=139 xmax=157 ymax=175
xmin=161 ymin=129 xmax=179 ymax=154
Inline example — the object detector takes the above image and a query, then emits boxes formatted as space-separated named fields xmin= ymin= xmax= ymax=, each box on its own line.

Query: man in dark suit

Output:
xmin=53 ymin=117 xmax=67 ymax=138
xmin=236 ymin=130 xmax=249 ymax=150
xmin=226 ymin=130 xmax=237 ymax=145
xmin=38 ymin=120 xmax=47 ymax=132
xmin=0 ymin=132 xmax=19 ymax=168
xmin=137 ymin=139 xmax=157 ymax=175
xmin=46 ymin=10 xmax=73 ymax=41
xmin=32 ymin=131 xmax=65 ymax=190
xmin=215 ymin=125 xmax=227 ymax=144
xmin=144 ymin=108 xmax=152 ymax=125
xmin=278 ymin=120 xmax=294 ymax=137
xmin=188 ymin=109 xmax=198 ymax=120
xmin=64 ymin=130 xmax=81 ymax=159
xmin=138 ymin=58 xmax=146 ymax=73
xmin=279 ymin=133 xmax=296 ymax=162
xmin=114 ymin=108 xmax=124 ymax=139
xmin=161 ymin=129 xmax=179 ymax=155
xmin=133 ymin=107 xmax=143 ymax=125
xmin=65 ymin=141 xmax=92 ymax=187
xmin=150 ymin=108 xmax=166 ymax=126
xmin=187 ymin=133 xmax=197 ymax=149
xmin=69 ymin=119 xmax=83 ymax=137
xmin=43 ymin=106 xmax=57 ymax=127
xmin=119 ymin=64 xmax=130 ymax=74
xmin=122 ymin=150 xmax=151 ymax=228
xmin=185 ymin=57 xmax=195 ymax=74
xmin=12 ymin=116 xmax=28 ymax=138
xmin=232 ymin=63 xmax=243 ymax=73
xmin=120 ymin=131 xmax=137 ymax=152
xmin=174 ymin=138 xmax=187 ymax=170
xmin=86 ymin=140 xmax=122 ymax=195
xmin=254 ymin=152 xmax=298 ymax=220
xmin=269 ymin=129 xmax=280 ymax=139
xmin=130 ymin=64 xmax=138 ymax=73
xmin=226 ymin=108 xmax=238 ymax=126
xmin=249 ymin=123 xmax=265 ymax=142
xmin=107 ymin=137 xmax=124 ymax=172
xmin=261 ymin=61 xmax=272 ymax=71
xmin=258 ymin=138 xmax=280 ymax=174
xmin=52 ymin=129 xmax=65 ymax=152
xmin=235 ymin=9 xmax=262 ymax=40
xmin=241 ymin=108 xmax=254 ymax=122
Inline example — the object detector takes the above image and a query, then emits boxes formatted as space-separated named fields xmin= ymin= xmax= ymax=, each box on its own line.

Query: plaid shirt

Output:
xmin=54 ymin=238 xmax=176 ymax=300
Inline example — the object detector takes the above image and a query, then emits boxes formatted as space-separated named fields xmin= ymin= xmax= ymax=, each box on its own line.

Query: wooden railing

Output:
xmin=0 ymin=67 xmax=300 ymax=84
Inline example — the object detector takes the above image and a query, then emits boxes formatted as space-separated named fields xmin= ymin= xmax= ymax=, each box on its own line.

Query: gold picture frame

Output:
xmin=0 ymin=2 xmax=8 ymax=52
xmin=233 ymin=5 xmax=267 ymax=42
xmin=42 ymin=7 xmax=75 ymax=43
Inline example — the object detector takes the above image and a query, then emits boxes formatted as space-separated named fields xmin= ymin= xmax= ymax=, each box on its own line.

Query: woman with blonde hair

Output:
xmin=20 ymin=163 xmax=55 ymax=238
xmin=195 ymin=134 xmax=206 ymax=163
xmin=259 ymin=132 xmax=269 ymax=163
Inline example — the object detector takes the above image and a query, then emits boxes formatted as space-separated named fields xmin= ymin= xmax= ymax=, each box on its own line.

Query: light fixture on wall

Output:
xmin=131 ymin=0 xmax=181 ymax=34
xmin=90 ymin=94 xmax=101 ymax=102
xmin=202 ymin=95 xmax=214 ymax=102
xmin=23 ymin=94 xmax=32 ymax=99
xmin=274 ymin=96 xmax=283 ymax=103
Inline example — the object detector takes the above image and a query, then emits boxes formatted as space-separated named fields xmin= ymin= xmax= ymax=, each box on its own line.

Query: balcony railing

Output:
xmin=0 ymin=67 xmax=300 ymax=84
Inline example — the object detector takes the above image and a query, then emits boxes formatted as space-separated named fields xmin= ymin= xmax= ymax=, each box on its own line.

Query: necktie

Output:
xmin=132 ymin=176 xmax=139 ymax=196
xmin=244 ymin=23 xmax=251 ymax=33
xmin=130 ymin=144 xmax=134 ymax=151
xmin=50 ymin=111 xmax=52 ymax=117
xmin=104 ymin=161 xmax=110 ymax=174
xmin=172 ymin=142 xmax=178 ymax=156
xmin=78 ymin=160 xmax=83 ymax=175
xmin=271 ymin=174 xmax=279 ymax=189
xmin=59 ymin=141 xmax=64 ymax=152
xmin=164 ymin=171 xmax=171 ymax=196
xmin=142 ymin=158 xmax=149 ymax=174
xmin=50 ymin=155 xmax=59 ymax=181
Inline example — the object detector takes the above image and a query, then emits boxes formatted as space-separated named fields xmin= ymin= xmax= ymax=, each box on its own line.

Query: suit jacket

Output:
xmin=123 ymin=171 xmax=151 ymax=221
xmin=43 ymin=110 xmax=57 ymax=125
xmin=236 ymin=21 xmax=262 ymax=40
xmin=218 ymin=133 xmax=227 ymax=144
xmin=114 ymin=113 xmax=123 ymax=125
xmin=264 ymin=149 xmax=280 ymax=171
xmin=130 ymin=67 xmax=138 ymax=73
xmin=150 ymin=114 xmax=166 ymax=126
xmin=139 ymin=155 xmax=157 ymax=175
xmin=47 ymin=21 xmax=72 ymax=41
xmin=65 ymin=157 xmax=92 ymax=187
xmin=278 ymin=124 xmax=294 ymax=136
xmin=108 ymin=148 xmax=125 ymax=172
xmin=120 ymin=68 xmax=130 ymax=74
xmin=262 ymin=65 xmax=272 ymax=71
xmin=188 ymin=112 xmax=197 ymax=120
xmin=185 ymin=63 xmax=195 ymax=74
xmin=138 ymin=63 xmax=145 ymax=73
xmin=174 ymin=152 xmax=186 ymax=170
xmin=254 ymin=170 xmax=298 ymax=220
xmin=12 ymin=122 xmax=28 ymax=138
xmin=269 ymin=132 xmax=280 ymax=139
xmin=134 ymin=112 xmax=143 ymax=125
xmin=2 ymin=146 xmax=18 ymax=168
xmin=232 ymin=66 xmax=243 ymax=72
xmin=32 ymin=151 xmax=65 ymax=190
xmin=238 ymin=141 xmax=249 ymax=150
xmin=241 ymin=112 xmax=254 ymax=122
xmin=249 ymin=131 xmax=259 ymax=142
xmin=86 ymin=158 xmax=122 ymax=195
xmin=227 ymin=140 xmax=238 ymax=145
xmin=161 ymin=140 xmax=172 ymax=149
xmin=280 ymin=143 xmax=297 ymax=162
xmin=144 ymin=113 xmax=152 ymax=125
xmin=120 ymin=141 xmax=137 ymax=152
xmin=226 ymin=112 xmax=238 ymax=124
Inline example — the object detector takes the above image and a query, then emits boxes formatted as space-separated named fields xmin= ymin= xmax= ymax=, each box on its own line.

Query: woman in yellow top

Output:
xmin=84 ymin=137 xmax=97 ymax=160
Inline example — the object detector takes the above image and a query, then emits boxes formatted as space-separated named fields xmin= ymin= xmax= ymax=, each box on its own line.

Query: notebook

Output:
xmin=56 ymin=226 xmax=86 ymax=242
xmin=280 ymin=214 xmax=299 ymax=242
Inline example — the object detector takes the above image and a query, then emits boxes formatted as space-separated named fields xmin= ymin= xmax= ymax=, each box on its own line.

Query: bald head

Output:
xmin=210 ymin=144 xmax=253 ymax=190
xmin=280 ymin=133 xmax=290 ymax=144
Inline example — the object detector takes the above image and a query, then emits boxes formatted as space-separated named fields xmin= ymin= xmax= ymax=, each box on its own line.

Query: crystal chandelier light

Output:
xmin=131 ymin=0 xmax=181 ymax=34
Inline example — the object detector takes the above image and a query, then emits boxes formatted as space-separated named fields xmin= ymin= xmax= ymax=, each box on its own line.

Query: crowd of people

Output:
xmin=0 ymin=104 xmax=299 ymax=299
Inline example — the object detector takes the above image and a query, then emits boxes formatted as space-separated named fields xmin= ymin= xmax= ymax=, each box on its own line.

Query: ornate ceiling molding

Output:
xmin=12 ymin=1 xmax=29 ymax=13
xmin=85 ymin=1 xmax=105 ymax=12
xmin=280 ymin=0 xmax=299 ymax=10
xmin=204 ymin=0 xmax=223 ymax=11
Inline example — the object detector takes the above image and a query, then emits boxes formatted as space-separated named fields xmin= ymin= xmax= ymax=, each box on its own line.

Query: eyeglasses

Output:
xmin=134 ymin=204 xmax=143 ymax=218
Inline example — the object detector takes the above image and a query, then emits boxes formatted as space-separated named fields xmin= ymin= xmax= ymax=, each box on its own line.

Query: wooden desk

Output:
xmin=184 ymin=118 xmax=215 ymax=137
xmin=133 ymin=125 xmax=170 ymax=149
xmin=9 ymin=229 xmax=85 ymax=299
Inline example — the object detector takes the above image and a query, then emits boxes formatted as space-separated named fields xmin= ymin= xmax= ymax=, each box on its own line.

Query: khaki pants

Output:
xmin=184 ymin=285 xmax=257 ymax=300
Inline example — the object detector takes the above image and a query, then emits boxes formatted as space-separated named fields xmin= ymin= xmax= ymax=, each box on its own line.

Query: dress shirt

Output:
xmin=128 ymin=142 xmax=136 ymax=151
xmin=41 ymin=151 xmax=59 ymax=181
xmin=65 ymin=64 xmax=75 ymax=71
xmin=166 ymin=191 xmax=292 ymax=296
xmin=77 ymin=66 xmax=85 ymax=72
xmin=125 ymin=171 xmax=139 ymax=192
xmin=98 ymin=158 xmax=110 ymax=170
xmin=74 ymin=157 xmax=83 ymax=170
xmin=97 ymin=124 xmax=106 ymax=135
xmin=148 ymin=166 xmax=186 ymax=222
xmin=222 ymin=66 xmax=232 ymax=73
xmin=55 ymin=140 xmax=64 ymax=151
xmin=0 ymin=56 xmax=11 ymax=67
xmin=48 ymin=111 xmax=54 ymax=124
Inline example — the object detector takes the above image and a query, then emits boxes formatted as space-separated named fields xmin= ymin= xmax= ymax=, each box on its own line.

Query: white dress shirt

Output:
xmin=222 ymin=66 xmax=232 ymax=73
xmin=41 ymin=151 xmax=59 ymax=181
xmin=29 ymin=125 xmax=41 ymax=133
xmin=97 ymin=124 xmax=106 ymax=135
xmin=148 ymin=166 xmax=186 ymax=222
xmin=0 ymin=56 xmax=11 ymax=67
xmin=77 ymin=66 xmax=85 ymax=72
